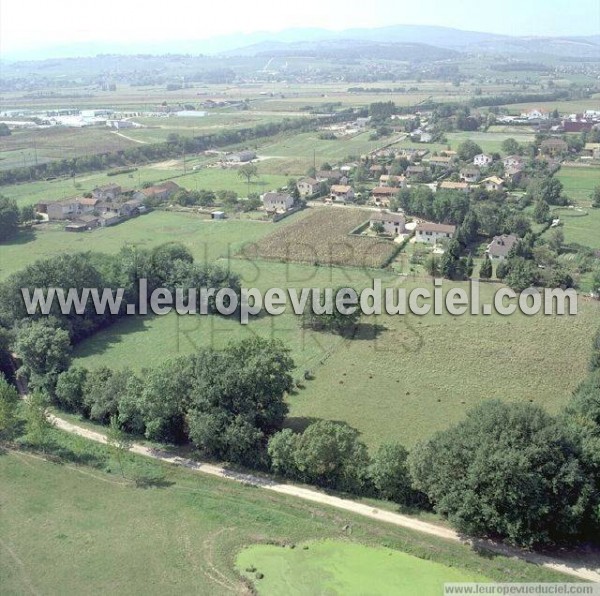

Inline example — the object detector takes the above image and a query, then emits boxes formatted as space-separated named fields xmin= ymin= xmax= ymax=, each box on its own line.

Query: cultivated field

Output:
xmin=248 ymin=208 xmax=397 ymax=268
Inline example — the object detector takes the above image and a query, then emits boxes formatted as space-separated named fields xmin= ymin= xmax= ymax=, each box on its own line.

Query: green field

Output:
xmin=0 ymin=426 xmax=570 ymax=595
xmin=66 ymin=240 xmax=599 ymax=448
xmin=237 ymin=540 xmax=489 ymax=595
xmin=555 ymin=166 xmax=600 ymax=248
xmin=445 ymin=130 xmax=536 ymax=154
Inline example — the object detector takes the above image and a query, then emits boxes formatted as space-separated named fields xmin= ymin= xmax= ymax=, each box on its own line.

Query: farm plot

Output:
xmin=247 ymin=208 xmax=397 ymax=268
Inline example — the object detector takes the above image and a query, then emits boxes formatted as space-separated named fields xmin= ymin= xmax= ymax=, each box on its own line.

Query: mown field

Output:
xmin=249 ymin=207 xmax=397 ymax=268
xmin=237 ymin=540 xmax=489 ymax=595
xmin=1 ymin=209 xmax=595 ymax=448
xmin=0 ymin=429 xmax=569 ymax=595
xmin=0 ymin=210 xmax=296 ymax=280
xmin=555 ymin=165 xmax=600 ymax=249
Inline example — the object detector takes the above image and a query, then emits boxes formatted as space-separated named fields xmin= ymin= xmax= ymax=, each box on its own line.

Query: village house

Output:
xmin=406 ymin=165 xmax=427 ymax=179
xmin=316 ymin=170 xmax=348 ymax=185
xmin=118 ymin=198 xmax=145 ymax=217
xmin=540 ymin=138 xmax=569 ymax=158
xmin=583 ymin=143 xmax=600 ymax=159
xmin=92 ymin=183 xmax=121 ymax=201
xmin=486 ymin=234 xmax=519 ymax=260
xmin=262 ymin=192 xmax=294 ymax=212
xmin=522 ymin=108 xmax=550 ymax=121
xmin=369 ymin=211 xmax=406 ymax=236
xmin=133 ymin=181 xmax=180 ymax=203
xmin=414 ymin=222 xmax=456 ymax=244
xmin=227 ymin=150 xmax=256 ymax=163
xmin=481 ymin=176 xmax=505 ymax=192
xmin=329 ymin=185 xmax=355 ymax=204
xmin=45 ymin=197 xmax=99 ymax=221
xmin=473 ymin=153 xmax=493 ymax=167
xmin=427 ymin=155 xmax=453 ymax=168
xmin=369 ymin=164 xmax=385 ymax=177
xmin=371 ymin=186 xmax=399 ymax=207
xmin=439 ymin=181 xmax=470 ymax=192
xmin=100 ymin=211 xmax=122 ymax=227
xmin=459 ymin=167 xmax=481 ymax=183
xmin=64 ymin=214 xmax=100 ymax=232
xmin=503 ymin=155 xmax=525 ymax=169
xmin=297 ymin=177 xmax=319 ymax=198
xmin=379 ymin=174 xmax=406 ymax=187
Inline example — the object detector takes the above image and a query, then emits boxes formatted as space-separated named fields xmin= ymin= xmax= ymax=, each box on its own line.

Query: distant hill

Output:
xmin=2 ymin=24 xmax=599 ymax=62
xmin=227 ymin=39 xmax=458 ymax=62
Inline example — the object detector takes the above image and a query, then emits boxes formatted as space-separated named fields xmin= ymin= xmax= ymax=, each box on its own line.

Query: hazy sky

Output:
xmin=1 ymin=0 xmax=599 ymax=54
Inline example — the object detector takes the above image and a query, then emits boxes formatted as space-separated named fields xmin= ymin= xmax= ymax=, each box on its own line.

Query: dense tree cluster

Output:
xmin=55 ymin=338 xmax=294 ymax=466
xmin=0 ymin=243 xmax=240 ymax=343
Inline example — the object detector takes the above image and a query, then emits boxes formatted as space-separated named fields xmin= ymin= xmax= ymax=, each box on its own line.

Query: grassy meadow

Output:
xmin=0 ymin=428 xmax=570 ymax=595
xmin=237 ymin=540 xmax=489 ymax=595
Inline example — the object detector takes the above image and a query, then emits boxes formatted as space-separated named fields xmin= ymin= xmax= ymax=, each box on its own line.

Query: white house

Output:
xmin=503 ymin=155 xmax=525 ymax=169
xmin=262 ymin=192 xmax=294 ymax=212
xmin=459 ymin=167 xmax=481 ymax=183
xmin=369 ymin=211 xmax=406 ymax=236
xmin=481 ymin=176 xmax=505 ymax=192
xmin=521 ymin=109 xmax=549 ymax=121
xmin=473 ymin=153 xmax=493 ymax=167
xmin=414 ymin=222 xmax=456 ymax=244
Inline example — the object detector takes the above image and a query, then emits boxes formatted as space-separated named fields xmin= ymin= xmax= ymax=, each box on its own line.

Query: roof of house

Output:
xmin=370 ymin=211 xmax=405 ymax=224
xmin=380 ymin=174 xmax=405 ymax=183
xmin=317 ymin=170 xmax=343 ymax=180
xmin=299 ymin=177 xmax=318 ymax=185
xmin=487 ymin=234 xmax=518 ymax=258
xmin=503 ymin=155 xmax=524 ymax=162
xmin=75 ymin=214 xmax=99 ymax=223
xmin=372 ymin=186 xmax=399 ymax=195
xmin=439 ymin=181 xmax=469 ymax=190
xmin=540 ymin=137 xmax=568 ymax=147
xmin=263 ymin=191 xmax=292 ymax=201
xmin=78 ymin=197 xmax=100 ymax=206
xmin=330 ymin=185 xmax=353 ymax=193
xmin=406 ymin=165 xmax=425 ymax=173
xmin=416 ymin=222 xmax=456 ymax=234
xmin=584 ymin=143 xmax=600 ymax=150
xmin=474 ymin=153 xmax=492 ymax=160
xmin=429 ymin=156 xmax=452 ymax=163
xmin=482 ymin=176 xmax=505 ymax=185
xmin=460 ymin=166 xmax=480 ymax=174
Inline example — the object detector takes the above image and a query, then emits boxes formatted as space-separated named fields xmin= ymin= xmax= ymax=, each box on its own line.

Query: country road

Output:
xmin=46 ymin=412 xmax=600 ymax=583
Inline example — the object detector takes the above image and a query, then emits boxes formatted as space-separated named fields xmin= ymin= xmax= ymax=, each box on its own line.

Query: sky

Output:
xmin=1 ymin=0 xmax=599 ymax=56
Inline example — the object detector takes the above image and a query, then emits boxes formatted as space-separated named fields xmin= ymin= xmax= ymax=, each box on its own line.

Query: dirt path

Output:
xmin=46 ymin=413 xmax=600 ymax=582
xmin=110 ymin=130 xmax=148 ymax=144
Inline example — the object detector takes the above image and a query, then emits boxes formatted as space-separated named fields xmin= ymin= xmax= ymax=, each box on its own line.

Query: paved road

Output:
xmin=47 ymin=412 xmax=600 ymax=582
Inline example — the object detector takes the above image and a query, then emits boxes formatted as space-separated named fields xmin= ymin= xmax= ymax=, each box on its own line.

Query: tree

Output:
xmin=24 ymin=390 xmax=52 ymax=450
xmin=369 ymin=443 xmax=413 ymax=504
xmin=457 ymin=140 xmax=483 ymax=162
xmin=0 ymin=123 xmax=11 ymax=137
xmin=237 ymin=163 xmax=258 ymax=196
xmin=533 ymin=199 xmax=550 ymax=224
xmin=292 ymin=420 xmax=369 ymax=492
xmin=504 ymin=257 xmax=538 ymax=292
xmin=55 ymin=367 xmax=88 ymax=414
xmin=0 ymin=373 xmax=19 ymax=438
xmin=501 ymin=138 xmax=521 ymax=155
xmin=107 ymin=415 xmax=132 ymax=478
xmin=592 ymin=267 xmax=600 ymax=298
xmin=15 ymin=320 xmax=71 ymax=392
xmin=0 ymin=195 xmax=20 ymax=242
xmin=425 ymin=255 xmax=440 ymax=277
xmin=547 ymin=228 xmax=564 ymax=253
xmin=301 ymin=289 xmax=361 ymax=336
xmin=268 ymin=428 xmax=299 ymax=478
xmin=479 ymin=258 xmax=493 ymax=279
xmin=187 ymin=339 xmax=294 ymax=465
xmin=409 ymin=400 xmax=593 ymax=547
xmin=590 ymin=328 xmax=600 ymax=372
xmin=591 ymin=186 xmax=600 ymax=209
xmin=372 ymin=222 xmax=385 ymax=235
